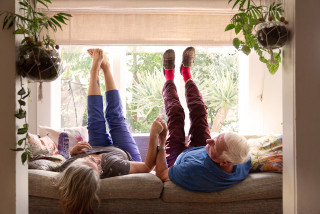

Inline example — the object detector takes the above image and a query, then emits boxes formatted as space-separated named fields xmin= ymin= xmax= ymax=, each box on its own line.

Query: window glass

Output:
xmin=59 ymin=46 xmax=239 ymax=133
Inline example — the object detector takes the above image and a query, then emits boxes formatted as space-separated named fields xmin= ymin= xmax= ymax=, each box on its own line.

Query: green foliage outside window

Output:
xmin=60 ymin=46 xmax=107 ymax=128
xmin=126 ymin=48 xmax=239 ymax=133
xmin=126 ymin=50 xmax=165 ymax=133
xmin=193 ymin=52 xmax=239 ymax=132
xmin=59 ymin=46 xmax=239 ymax=134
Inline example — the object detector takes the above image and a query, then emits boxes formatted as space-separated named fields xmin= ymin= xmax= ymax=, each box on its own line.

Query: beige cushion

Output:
xmin=162 ymin=172 xmax=282 ymax=203
xmin=29 ymin=169 xmax=163 ymax=200
xmin=99 ymin=173 xmax=163 ymax=199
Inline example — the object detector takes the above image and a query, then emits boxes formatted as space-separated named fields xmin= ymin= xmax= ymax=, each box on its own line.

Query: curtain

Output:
xmin=45 ymin=0 xmax=237 ymax=45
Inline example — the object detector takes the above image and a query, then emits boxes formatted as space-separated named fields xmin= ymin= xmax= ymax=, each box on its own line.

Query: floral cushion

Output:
xmin=248 ymin=135 xmax=283 ymax=172
xmin=38 ymin=126 xmax=88 ymax=156
xmin=28 ymin=133 xmax=66 ymax=171
xmin=28 ymin=133 xmax=58 ymax=157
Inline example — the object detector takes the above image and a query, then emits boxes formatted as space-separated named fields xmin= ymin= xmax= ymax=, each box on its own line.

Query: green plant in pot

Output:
xmin=225 ymin=0 xmax=289 ymax=74
xmin=0 ymin=0 xmax=71 ymax=163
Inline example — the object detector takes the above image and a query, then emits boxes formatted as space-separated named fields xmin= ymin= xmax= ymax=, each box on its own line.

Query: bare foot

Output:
xmin=87 ymin=48 xmax=110 ymax=69
xmin=90 ymin=49 xmax=104 ymax=74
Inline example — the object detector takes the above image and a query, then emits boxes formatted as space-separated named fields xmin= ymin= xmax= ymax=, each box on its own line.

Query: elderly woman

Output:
xmin=55 ymin=49 xmax=164 ymax=214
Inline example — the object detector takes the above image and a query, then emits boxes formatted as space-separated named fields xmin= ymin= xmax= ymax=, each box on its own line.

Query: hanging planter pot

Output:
xmin=225 ymin=1 xmax=290 ymax=74
xmin=1 ymin=0 xmax=71 ymax=164
xmin=18 ymin=44 xmax=62 ymax=81
xmin=256 ymin=21 xmax=289 ymax=64
xmin=17 ymin=44 xmax=63 ymax=100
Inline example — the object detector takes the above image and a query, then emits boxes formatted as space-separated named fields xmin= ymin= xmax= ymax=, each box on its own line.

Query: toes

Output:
xmin=87 ymin=49 xmax=93 ymax=56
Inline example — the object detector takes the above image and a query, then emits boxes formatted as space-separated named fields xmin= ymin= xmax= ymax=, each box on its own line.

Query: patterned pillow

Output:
xmin=28 ymin=133 xmax=58 ymax=157
xmin=38 ymin=126 xmax=88 ymax=157
xmin=28 ymin=154 xmax=66 ymax=171
xmin=248 ymin=135 xmax=283 ymax=172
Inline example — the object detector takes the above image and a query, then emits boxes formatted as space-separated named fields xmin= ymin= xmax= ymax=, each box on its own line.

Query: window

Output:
xmin=60 ymin=46 xmax=240 ymax=134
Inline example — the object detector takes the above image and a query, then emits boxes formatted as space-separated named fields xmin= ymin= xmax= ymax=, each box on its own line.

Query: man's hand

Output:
xmin=70 ymin=142 xmax=92 ymax=156
xmin=151 ymin=117 xmax=164 ymax=135
xmin=157 ymin=118 xmax=168 ymax=143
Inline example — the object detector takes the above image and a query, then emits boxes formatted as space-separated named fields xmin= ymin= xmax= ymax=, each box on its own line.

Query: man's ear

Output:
xmin=220 ymin=161 xmax=231 ymax=167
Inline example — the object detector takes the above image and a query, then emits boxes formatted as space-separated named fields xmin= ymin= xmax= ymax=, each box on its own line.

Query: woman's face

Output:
xmin=82 ymin=155 xmax=103 ymax=175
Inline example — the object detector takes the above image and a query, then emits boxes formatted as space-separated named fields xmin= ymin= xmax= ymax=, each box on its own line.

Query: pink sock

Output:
xmin=165 ymin=70 xmax=175 ymax=80
xmin=181 ymin=65 xmax=192 ymax=82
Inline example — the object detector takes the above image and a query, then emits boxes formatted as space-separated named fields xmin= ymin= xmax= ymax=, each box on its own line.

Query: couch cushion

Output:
xmin=29 ymin=169 xmax=163 ymax=200
xmin=162 ymin=172 xmax=282 ymax=203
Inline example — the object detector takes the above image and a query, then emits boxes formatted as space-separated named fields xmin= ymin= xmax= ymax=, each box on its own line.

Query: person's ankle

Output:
xmin=165 ymin=69 xmax=175 ymax=81
xmin=91 ymin=63 xmax=100 ymax=73
xmin=181 ymin=65 xmax=192 ymax=82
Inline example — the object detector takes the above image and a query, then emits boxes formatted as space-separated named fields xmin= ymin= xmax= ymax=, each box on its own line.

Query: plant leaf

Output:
xmin=18 ymin=100 xmax=26 ymax=106
xmin=241 ymin=45 xmax=251 ymax=55
xmin=58 ymin=13 xmax=72 ymax=17
xmin=53 ymin=15 xmax=66 ymax=24
xmin=11 ymin=148 xmax=24 ymax=152
xmin=13 ymin=29 xmax=25 ymax=34
xmin=22 ymin=89 xmax=30 ymax=99
xmin=18 ymin=138 xmax=26 ymax=146
xmin=37 ymin=12 xmax=46 ymax=17
xmin=2 ymin=14 xmax=10 ymax=29
xmin=233 ymin=38 xmax=241 ymax=49
xmin=267 ymin=62 xmax=279 ymax=74
xmin=235 ymin=25 xmax=242 ymax=34
xmin=37 ymin=0 xmax=49 ymax=9
xmin=239 ymin=0 xmax=246 ymax=10
xmin=50 ymin=18 xmax=62 ymax=30
xmin=21 ymin=152 xmax=28 ymax=164
xmin=17 ymin=128 xmax=28 ymax=135
xmin=225 ymin=24 xmax=235 ymax=31
xmin=17 ymin=87 xmax=26 ymax=95
xmin=243 ymin=23 xmax=252 ymax=32
xmin=232 ymin=0 xmax=241 ymax=9
xmin=15 ymin=109 xmax=26 ymax=119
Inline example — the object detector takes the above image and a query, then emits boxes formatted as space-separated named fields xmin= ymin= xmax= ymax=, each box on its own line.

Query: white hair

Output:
xmin=220 ymin=132 xmax=250 ymax=165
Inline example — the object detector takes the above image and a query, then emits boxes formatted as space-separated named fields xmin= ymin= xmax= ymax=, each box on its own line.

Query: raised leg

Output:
xmin=185 ymin=80 xmax=211 ymax=148
xmin=104 ymin=90 xmax=142 ymax=162
xmin=87 ymin=49 xmax=113 ymax=147
xmin=94 ymin=50 xmax=142 ymax=162
xmin=162 ymin=80 xmax=187 ymax=167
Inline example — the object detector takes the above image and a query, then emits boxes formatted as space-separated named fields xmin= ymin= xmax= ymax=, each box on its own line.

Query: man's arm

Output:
xmin=156 ymin=148 xmax=170 ymax=181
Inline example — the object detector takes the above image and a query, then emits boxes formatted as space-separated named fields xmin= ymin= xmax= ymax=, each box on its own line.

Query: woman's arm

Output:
xmin=129 ymin=118 xmax=164 ymax=174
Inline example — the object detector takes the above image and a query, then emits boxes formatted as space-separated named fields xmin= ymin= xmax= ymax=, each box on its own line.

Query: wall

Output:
xmin=0 ymin=0 xmax=28 ymax=213
xmin=283 ymin=0 xmax=320 ymax=213
xmin=239 ymin=52 xmax=283 ymax=135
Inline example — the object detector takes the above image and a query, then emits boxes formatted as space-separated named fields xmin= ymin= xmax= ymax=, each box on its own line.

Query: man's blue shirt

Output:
xmin=168 ymin=146 xmax=251 ymax=192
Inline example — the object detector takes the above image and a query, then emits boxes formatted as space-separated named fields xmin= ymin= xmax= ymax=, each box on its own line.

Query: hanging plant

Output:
xmin=0 ymin=0 xmax=71 ymax=164
xmin=225 ymin=0 xmax=289 ymax=74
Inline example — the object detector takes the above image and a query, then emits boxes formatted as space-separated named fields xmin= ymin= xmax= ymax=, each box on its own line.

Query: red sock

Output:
xmin=181 ymin=65 xmax=192 ymax=82
xmin=165 ymin=70 xmax=175 ymax=80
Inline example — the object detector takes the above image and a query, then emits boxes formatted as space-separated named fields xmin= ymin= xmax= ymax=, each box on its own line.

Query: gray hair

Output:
xmin=54 ymin=158 xmax=100 ymax=214
xmin=220 ymin=132 xmax=250 ymax=164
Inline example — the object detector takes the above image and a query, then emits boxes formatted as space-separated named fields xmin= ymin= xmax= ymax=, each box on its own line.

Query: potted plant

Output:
xmin=225 ymin=0 xmax=289 ymax=74
xmin=0 ymin=0 xmax=71 ymax=163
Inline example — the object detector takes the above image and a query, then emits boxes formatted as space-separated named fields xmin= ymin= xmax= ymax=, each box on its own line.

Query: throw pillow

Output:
xmin=28 ymin=154 xmax=66 ymax=171
xmin=248 ymin=135 xmax=283 ymax=172
xmin=28 ymin=133 xmax=58 ymax=157
xmin=38 ymin=126 xmax=89 ymax=155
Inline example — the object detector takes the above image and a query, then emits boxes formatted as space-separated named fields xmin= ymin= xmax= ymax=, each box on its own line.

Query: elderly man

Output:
xmin=154 ymin=47 xmax=251 ymax=192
